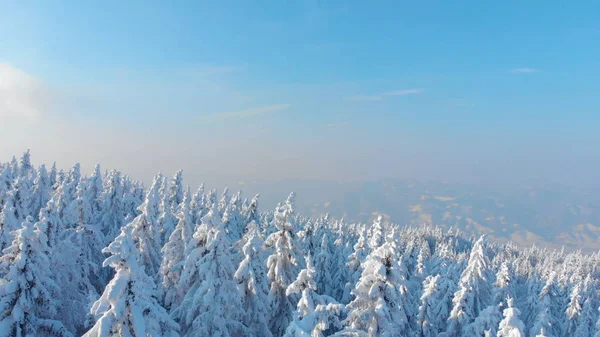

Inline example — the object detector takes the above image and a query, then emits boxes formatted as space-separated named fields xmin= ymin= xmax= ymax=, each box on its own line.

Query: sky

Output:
xmin=1 ymin=1 xmax=599 ymax=189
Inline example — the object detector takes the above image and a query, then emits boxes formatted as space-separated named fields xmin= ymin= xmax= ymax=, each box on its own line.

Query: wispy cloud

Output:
xmin=213 ymin=104 xmax=291 ymax=119
xmin=382 ymin=88 xmax=424 ymax=96
xmin=510 ymin=67 xmax=540 ymax=74
xmin=0 ymin=63 xmax=47 ymax=122
xmin=349 ymin=88 xmax=424 ymax=101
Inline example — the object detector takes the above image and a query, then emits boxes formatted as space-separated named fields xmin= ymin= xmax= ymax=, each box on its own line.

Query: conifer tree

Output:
xmin=341 ymin=242 xmax=410 ymax=337
xmin=497 ymin=297 xmax=525 ymax=337
xmin=284 ymin=255 xmax=343 ymax=337
xmin=98 ymin=170 xmax=125 ymax=244
xmin=342 ymin=228 xmax=368 ymax=304
xmin=235 ymin=234 xmax=272 ymax=337
xmin=0 ymin=217 xmax=72 ymax=337
xmin=160 ymin=190 xmax=193 ymax=310
xmin=446 ymin=235 xmax=492 ymax=336
xmin=168 ymin=170 xmax=184 ymax=212
xmin=189 ymin=183 xmax=205 ymax=225
xmin=265 ymin=192 xmax=299 ymax=337
xmin=30 ymin=163 xmax=51 ymax=221
xmin=314 ymin=234 xmax=334 ymax=296
xmin=84 ymin=225 xmax=179 ymax=337
xmin=128 ymin=174 xmax=164 ymax=277
xmin=171 ymin=203 xmax=250 ymax=337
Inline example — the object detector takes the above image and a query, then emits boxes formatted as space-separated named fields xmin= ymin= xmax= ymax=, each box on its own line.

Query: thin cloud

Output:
xmin=510 ymin=67 xmax=540 ymax=74
xmin=382 ymin=88 xmax=424 ymax=96
xmin=349 ymin=88 xmax=424 ymax=101
xmin=213 ymin=104 xmax=291 ymax=119
xmin=0 ymin=63 xmax=47 ymax=122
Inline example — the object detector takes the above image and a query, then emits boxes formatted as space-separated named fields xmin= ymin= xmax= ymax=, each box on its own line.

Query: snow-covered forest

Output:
xmin=0 ymin=151 xmax=598 ymax=337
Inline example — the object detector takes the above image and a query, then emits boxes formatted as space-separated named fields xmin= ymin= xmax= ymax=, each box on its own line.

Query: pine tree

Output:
xmin=314 ymin=234 xmax=334 ymax=296
xmin=492 ymin=262 xmax=512 ymax=306
xmin=265 ymin=192 xmax=299 ymax=337
xmin=0 ymin=217 xmax=72 ymax=337
xmin=341 ymin=242 xmax=410 ymax=337
xmin=128 ymin=174 xmax=164 ymax=277
xmin=342 ymin=227 xmax=368 ymax=304
xmin=572 ymin=298 xmax=595 ymax=337
xmin=284 ymin=255 xmax=343 ymax=337
xmin=160 ymin=190 xmax=193 ymax=310
xmin=158 ymin=177 xmax=177 ymax=245
xmin=463 ymin=304 xmax=502 ymax=337
xmin=189 ymin=183 xmax=205 ymax=225
xmin=98 ymin=170 xmax=125 ymax=244
xmin=368 ymin=215 xmax=384 ymax=250
xmin=218 ymin=187 xmax=229 ymax=216
xmin=30 ymin=164 xmax=51 ymax=221
xmin=446 ymin=235 xmax=492 ymax=336
xmin=84 ymin=225 xmax=179 ymax=337
xmin=235 ymin=234 xmax=272 ymax=337
xmin=243 ymin=193 xmax=261 ymax=229
xmin=529 ymin=274 xmax=562 ymax=337
xmin=171 ymin=203 xmax=250 ymax=337
xmin=564 ymin=282 xmax=583 ymax=335
xmin=0 ymin=191 xmax=19 ymax=251
xmin=222 ymin=190 xmax=244 ymax=243
xmin=497 ymin=297 xmax=525 ymax=337
xmin=168 ymin=170 xmax=184 ymax=212
xmin=52 ymin=183 xmax=105 ymax=332
xmin=87 ymin=164 xmax=104 ymax=218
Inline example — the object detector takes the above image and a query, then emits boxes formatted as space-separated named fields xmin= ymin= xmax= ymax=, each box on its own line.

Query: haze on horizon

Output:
xmin=1 ymin=1 xmax=599 ymax=190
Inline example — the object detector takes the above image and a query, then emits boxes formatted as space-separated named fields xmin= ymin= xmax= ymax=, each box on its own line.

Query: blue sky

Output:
xmin=1 ymin=1 xmax=599 ymax=187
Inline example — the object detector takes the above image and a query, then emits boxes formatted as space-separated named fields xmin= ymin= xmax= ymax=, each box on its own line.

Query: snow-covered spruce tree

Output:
xmin=283 ymin=254 xmax=343 ymax=337
xmin=18 ymin=150 xmax=34 ymax=180
xmin=11 ymin=176 xmax=33 ymax=225
xmin=189 ymin=183 xmax=205 ymax=225
xmin=528 ymin=274 xmax=562 ymax=337
xmin=367 ymin=215 xmax=384 ymax=250
xmin=235 ymin=233 xmax=272 ymax=337
xmin=265 ymin=192 xmax=300 ymax=337
xmin=572 ymin=298 xmax=595 ymax=337
xmin=314 ymin=234 xmax=334 ymax=296
xmin=51 ymin=182 xmax=105 ymax=332
xmin=0 ymin=217 xmax=72 ymax=337
xmin=330 ymin=233 xmax=352 ymax=303
xmin=223 ymin=190 xmax=244 ymax=243
xmin=128 ymin=173 xmax=164 ymax=277
xmin=171 ymin=203 xmax=250 ymax=337
xmin=84 ymin=225 xmax=179 ymax=337
xmin=242 ymin=193 xmax=261 ymax=230
xmin=174 ymin=202 xmax=215 ymax=309
xmin=342 ymin=227 xmax=368 ymax=304
xmin=0 ymin=190 xmax=19 ymax=251
xmin=218 ymin=187 xmax=229 ymax=216
xmin=158 ymin=177 xmax=177 ymax=246
xmin=160 ymin=189 xmax=194 ymax=310
xmin=462 ymin=304 xmax=502 ymax=337
xmin=168 ymin=169 xmax=184 ymax=212
xmin=446 ymin=235 xmax=492 ymax=336
xmin=340 ymin=242 xmax=410 ymax=337
xmin=564 ymin=282 xmax=583 ymax=335
xmin=496 ymin=297 xmax=525 ymax=337
xmin=29 ymin=163 xmax=52 ymax=221
xmin=87 ymin=164 xmax=104 ymax=218
xmin=98 ymin=170 xmax=125 ymax=245
xmin=492 ymin=261 xmax=512 ymax=306
xmin=593 ymin=305 xmax=600 ymax=337
xmin=417 ymin=274 xmax=448 ymax=336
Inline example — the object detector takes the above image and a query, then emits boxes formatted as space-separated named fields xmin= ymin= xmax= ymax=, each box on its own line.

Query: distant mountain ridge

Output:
xmin=237 ymin=179 xmax=600 ymax=252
